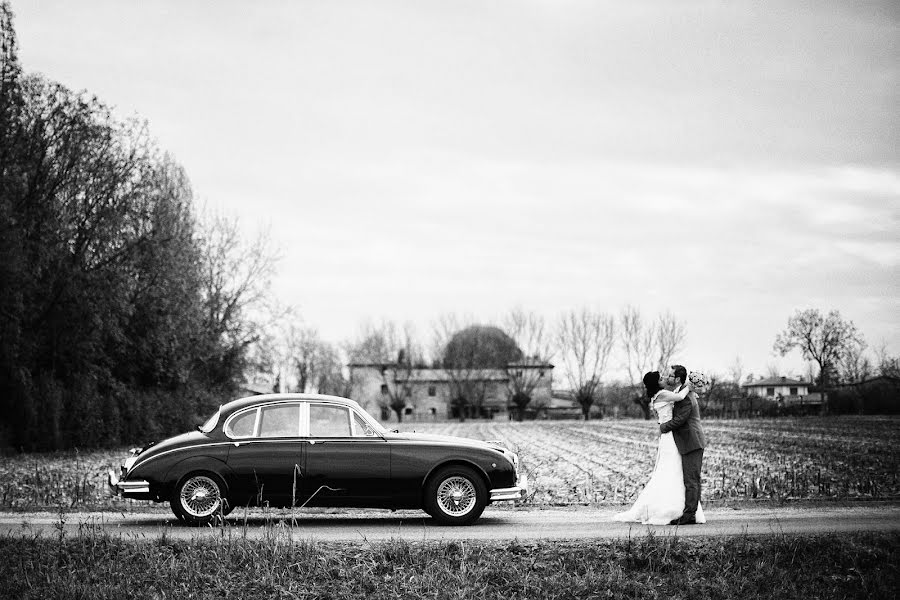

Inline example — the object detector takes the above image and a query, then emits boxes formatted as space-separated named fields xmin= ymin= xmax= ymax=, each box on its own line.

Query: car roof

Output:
xmin=219 ymin=393 xmax=363 ymax=417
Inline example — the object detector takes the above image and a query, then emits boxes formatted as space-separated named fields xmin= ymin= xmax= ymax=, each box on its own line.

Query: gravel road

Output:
xmin=3 ymin=504 xmax=898 ymax=542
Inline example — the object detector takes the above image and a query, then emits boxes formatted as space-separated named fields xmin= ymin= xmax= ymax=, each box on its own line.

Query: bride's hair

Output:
xmin=642 ymin=371 xmax=661 ymax=398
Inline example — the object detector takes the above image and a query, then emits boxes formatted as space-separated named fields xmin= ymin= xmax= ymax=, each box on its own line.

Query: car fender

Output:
xmin=423 ymin=458 xmax=491 ymax=491
xmin=162 ymin=456 xmax=235 ymax=497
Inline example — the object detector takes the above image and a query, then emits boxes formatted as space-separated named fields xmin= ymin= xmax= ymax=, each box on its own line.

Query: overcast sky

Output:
xmin=12 ymin=0 xmax=899 ymax=381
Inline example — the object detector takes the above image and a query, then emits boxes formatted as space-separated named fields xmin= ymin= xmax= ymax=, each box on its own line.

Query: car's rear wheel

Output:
xmin=424 ymin=465 xmax=487 ymax=526
xmin=170 ymin=472 xmax=229 ymax=526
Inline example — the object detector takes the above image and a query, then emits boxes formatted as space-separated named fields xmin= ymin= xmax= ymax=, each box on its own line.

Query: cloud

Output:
xmin=12 ymin=0 xmax=899 ymax=376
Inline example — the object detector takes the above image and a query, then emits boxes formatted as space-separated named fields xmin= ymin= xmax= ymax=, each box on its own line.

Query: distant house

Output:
xmin=348 ymin=360 xmax=554 ymax=420
xmin=742 ymin=376 xmax=821 ymax=408
xmin=742 ymin=376 xmax=809 ymax=400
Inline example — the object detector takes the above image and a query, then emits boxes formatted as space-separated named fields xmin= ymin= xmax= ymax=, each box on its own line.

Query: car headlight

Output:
xmin=505 ymin=450 xmax=519 ymax=471
xmin=123 ymin=455 xmax=138 ymax=472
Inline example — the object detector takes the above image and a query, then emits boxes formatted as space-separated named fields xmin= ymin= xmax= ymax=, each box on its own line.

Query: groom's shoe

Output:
xmin=668 ymin=515 xmax=697 ymax=525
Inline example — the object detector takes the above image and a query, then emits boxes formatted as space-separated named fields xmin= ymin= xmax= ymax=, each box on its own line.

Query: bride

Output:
xmin=612 ymin=370 xmax=706 ymax=525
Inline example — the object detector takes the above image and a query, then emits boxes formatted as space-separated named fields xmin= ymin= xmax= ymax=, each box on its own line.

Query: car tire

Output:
xmin=424 ymin=465 xmax=487 ymax=526
xmin=170 ymin=472 xmax=230 ymax=526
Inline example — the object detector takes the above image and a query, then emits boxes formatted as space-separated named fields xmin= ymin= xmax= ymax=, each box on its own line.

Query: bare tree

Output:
xmin=346 ymin=319 xmax=420 ymax=423
xmin=283 ymin=324 xmax=346 ymax=394
xmin=196 ymin=211 xmax=280 ymax=386
xmin=619 ymin=306 xmax=686 ymax=419
xmin=620 ymin=306 xmax=656 ymax=389
xmin=840 ymin=340 xmax=872 ymax=384
xmin=728 ymin=356 xmax=744 ymax=385
xmin=874 ymin=342 xmax=900 ymax=378
xmin=774 ymin=309 xmax=863 ymax=392
xmin=556 ymin=308 xmax=616 ymax=420
xmin=503 ymin=308 xmax=554 ymax=420
xmin=655 ymin=311 xmax=686 ymax=370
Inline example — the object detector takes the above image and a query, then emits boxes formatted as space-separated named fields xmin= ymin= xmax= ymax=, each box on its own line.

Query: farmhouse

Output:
xmin=349 ymin=359 xmax=554 ymax=420
xmin=741 ymin=375 xmax=824 ymax=410
xmin=742 ymin=376 xmax=809 ymax=399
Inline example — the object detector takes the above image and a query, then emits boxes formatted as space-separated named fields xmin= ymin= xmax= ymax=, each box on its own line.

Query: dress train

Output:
xmin=612 ymin=431 xmax=705 ymax=525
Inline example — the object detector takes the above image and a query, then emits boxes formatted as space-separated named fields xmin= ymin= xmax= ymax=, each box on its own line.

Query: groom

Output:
xmin=660 ymin=364 xmax=706 ymax=525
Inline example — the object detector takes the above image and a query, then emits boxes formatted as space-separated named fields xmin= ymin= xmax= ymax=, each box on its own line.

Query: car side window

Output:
xmin=226 ymin=409 xmax=257 ymax=438
xmin=352 ymin=412 xmax=376 ymax=437
xmin=309 ymin=404 xmax=351 ymax=437
xmin=259 ymin=404 xmax=300 ymax=437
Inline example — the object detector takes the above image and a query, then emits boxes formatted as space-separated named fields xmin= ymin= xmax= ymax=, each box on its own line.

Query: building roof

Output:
xmin=742 ymin=376 xmax=807 ymax=388
xmin=348 ymin=363 xmax=553 ymax=383
xmin=506 ymin=358 xmax=555 ymax=368
xmin=348 ymin=360 xmax=553 ymax=370
xmin=394 ymin=368 xmax=511 ymax=383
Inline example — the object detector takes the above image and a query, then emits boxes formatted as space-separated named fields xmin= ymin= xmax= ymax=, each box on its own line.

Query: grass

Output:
xmin=0 ymin=525 xmax=896 ymax=599
xmin=3 ymin=417 xmax=895 ymax=598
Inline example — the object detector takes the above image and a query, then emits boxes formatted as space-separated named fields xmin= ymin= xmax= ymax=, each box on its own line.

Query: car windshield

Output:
xmin=198 ymin=408 xmax=220 ymax=434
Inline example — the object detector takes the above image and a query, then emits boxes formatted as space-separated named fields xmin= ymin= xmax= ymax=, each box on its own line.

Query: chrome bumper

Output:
xmin=490 ymin=473 xmax=528 ymax=502
xmin=107 ymin=469 xmax=150 ymax=497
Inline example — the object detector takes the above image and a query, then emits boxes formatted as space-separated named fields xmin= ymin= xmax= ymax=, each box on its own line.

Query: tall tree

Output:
xmin=116 ymin=157 xmax=205 ymax=389
xmin=654 ymin=311 xmax=686 ymax=370
xmin=503 ymin=308 xmax=553 ymax=420
xmin=728 ymin=356 xmax=744 ymax=385
xmin=347 ymin=319 xmax=420 ymax=422
xmin=0 ymin=1 xmax=279 ymax=450
xmin=195 ymin=211 xmax=279 ymax=388
xmin=285 ymin=324 xmax=346 ymax=395
xmin=434 ymin=316 xmax=521 ymax=421
xmin=874 ymin=342 xmax=900 ymax=378
xmin=839 ymin=340 xmax=872 ymax=384
xmin=774 ymin=309 xmax=863 ymax=392
xmin=619 ymin=306 xmax=686 ymax=419
xmin=556 ymin=308 xmax=616 ymax=420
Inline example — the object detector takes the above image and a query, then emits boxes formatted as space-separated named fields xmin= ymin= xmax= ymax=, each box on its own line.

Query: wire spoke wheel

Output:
xmin=179 ymin=475 xmax=222 ymax=518
xmin=436 ymin=475 xmax=477 ymax=516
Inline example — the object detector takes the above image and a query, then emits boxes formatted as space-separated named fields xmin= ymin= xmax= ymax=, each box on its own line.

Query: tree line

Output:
xmin=249 ymin=306 xmax=899 ymax=424
xmin=247 ymin=306 xmax=690 ymax=423
xmin=0 ymin=4 xmax=275 ymax=450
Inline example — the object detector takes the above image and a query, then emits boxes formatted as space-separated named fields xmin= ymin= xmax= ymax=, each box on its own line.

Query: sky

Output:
xmin=10 ymin=0 xmax=900 ymax=382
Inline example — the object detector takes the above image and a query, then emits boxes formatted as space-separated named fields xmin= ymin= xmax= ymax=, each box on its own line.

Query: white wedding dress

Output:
xmin=612 ymin=391 xmax=706 ymax=525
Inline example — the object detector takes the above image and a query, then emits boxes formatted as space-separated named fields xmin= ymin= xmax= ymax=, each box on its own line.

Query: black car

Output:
xmin=109 ymin=393 xmax=527 ymax=525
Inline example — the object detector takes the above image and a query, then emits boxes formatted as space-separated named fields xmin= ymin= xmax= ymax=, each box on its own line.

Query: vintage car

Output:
xmin=109 ymin=393 xmax=527 ymax=526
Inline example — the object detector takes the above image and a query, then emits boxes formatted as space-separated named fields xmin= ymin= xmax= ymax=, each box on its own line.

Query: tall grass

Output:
xmin=1 ymin=526 xmax=896 ymax=599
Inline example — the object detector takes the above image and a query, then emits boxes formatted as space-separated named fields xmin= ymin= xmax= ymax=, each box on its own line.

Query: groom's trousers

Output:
xmin=681 ymin=448 xmax=704 ymax=518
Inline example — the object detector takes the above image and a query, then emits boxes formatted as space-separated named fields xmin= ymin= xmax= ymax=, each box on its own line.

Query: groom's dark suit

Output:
xmin=660 ymin=386 xmax=706 ymax=522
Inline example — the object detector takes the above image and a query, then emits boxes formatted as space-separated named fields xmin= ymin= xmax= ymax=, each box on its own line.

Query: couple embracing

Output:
xmin=613 ymin=365 xmax=708 ymax=526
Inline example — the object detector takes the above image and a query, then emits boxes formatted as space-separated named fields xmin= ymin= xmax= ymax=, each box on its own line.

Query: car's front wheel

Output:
xmin=170 ymin=472 xmax=229 ymax=526
xmin=424 ymin=465 xmax=487 ymax=526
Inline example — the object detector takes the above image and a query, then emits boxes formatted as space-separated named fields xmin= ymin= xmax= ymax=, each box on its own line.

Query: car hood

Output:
xmin=387 ymin=431 xmax=508 ymax=452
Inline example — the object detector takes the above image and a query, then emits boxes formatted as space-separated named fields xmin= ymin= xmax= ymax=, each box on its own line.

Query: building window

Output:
xmin=790 ymin=387 xmax=797 ymax=395
xmin=428 ymin=386 xmax=436 ymax=397
xmin=766 ymin=387 xmax=775 ymax=397
xmin=380 ymin=384 xmax=388 ymax=395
